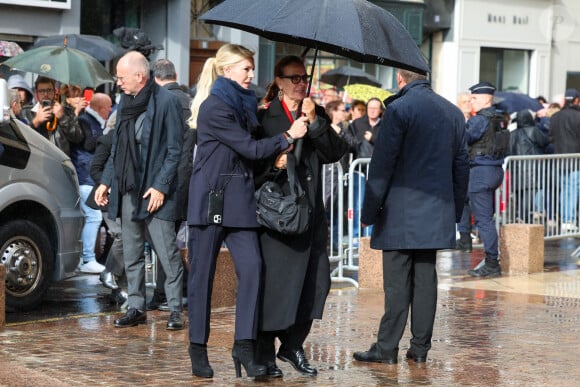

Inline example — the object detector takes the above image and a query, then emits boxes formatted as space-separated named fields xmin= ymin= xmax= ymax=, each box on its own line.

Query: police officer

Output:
xmin=461 ymin=81 xmax=506 ymax=277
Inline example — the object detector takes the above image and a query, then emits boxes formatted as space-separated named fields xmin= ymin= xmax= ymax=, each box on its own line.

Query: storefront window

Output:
xmin=480 ymin=47 xmax=530 ymax=93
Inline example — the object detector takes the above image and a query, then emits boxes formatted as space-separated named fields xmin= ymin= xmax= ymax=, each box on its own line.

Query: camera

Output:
xmin=41 ymin=100 xmax=52 ymax=108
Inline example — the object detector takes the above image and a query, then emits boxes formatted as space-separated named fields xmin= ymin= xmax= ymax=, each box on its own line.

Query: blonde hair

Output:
xmin=188 ymin=44 xmax=255 ymax=129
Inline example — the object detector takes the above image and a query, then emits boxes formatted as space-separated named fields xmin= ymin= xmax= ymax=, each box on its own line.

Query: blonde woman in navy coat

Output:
xmin=186 ymin=44 xmax=308 ymax=379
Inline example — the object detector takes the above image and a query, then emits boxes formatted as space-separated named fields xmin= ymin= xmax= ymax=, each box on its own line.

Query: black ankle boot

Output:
xmin=455 ymin=232 xmax=472 ymax=252
xmin=232 ymin=340 xmax=267 ymax=378
xmin=189 ymin=343 xmax=214 ymax=378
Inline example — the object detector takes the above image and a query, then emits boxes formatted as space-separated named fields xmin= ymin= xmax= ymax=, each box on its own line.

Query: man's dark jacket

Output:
xmin=361 ymin=80 xmax=469 ymax=250
xmin=163 ymin=81 xmax=195 ymax=221
xmin=100 ymin=82 xmax=183 ymax=222
xmin=549 ymin=104 xmax=580 ymax=154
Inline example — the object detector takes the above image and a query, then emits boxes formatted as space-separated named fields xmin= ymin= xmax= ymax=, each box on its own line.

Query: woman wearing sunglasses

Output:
xmin=254 ymin=55 xmax=348 ymax=378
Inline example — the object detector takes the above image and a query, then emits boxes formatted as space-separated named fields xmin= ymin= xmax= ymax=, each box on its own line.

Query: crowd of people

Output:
xmin=3 ymin=39 xmax=578 ymax=379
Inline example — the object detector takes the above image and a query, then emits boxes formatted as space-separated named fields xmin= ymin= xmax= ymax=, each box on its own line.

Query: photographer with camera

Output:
xmin=21 ymin=76 xmax=83 ymax=157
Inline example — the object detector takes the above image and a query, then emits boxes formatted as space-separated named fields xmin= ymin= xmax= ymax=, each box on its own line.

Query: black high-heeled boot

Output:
xmin=231 ymin=340 xmax=267 ymax=378
xmin=188 ymin=343 xmax=214 ymax=378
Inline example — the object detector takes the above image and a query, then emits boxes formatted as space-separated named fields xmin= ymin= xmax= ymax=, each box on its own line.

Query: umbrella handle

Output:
xmin=46 ymin=115 xmax=58 ymax=131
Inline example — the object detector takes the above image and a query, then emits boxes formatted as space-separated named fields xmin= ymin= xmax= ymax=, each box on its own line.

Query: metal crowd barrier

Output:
xmin=322 ymin=157 xmax=372 ymax=288
xmin=323 ymin=153 xmax=580 ymax=286
xmin=496 ymin=154 xmax=580 ymax=253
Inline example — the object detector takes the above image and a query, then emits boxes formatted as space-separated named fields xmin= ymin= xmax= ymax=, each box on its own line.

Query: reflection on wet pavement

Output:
xmin=1 ymin=239 xmax=580 ymax=386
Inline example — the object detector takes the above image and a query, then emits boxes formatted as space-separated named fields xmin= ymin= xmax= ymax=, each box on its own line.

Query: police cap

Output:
xmin=564 ymin=88 xmax=580 ymax=101
xmin=469 ymin=81 xmax=496 ymax=95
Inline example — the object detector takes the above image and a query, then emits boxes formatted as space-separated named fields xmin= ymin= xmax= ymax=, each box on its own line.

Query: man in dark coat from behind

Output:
xmin=353 ymin=69 xmax=469 ymax=364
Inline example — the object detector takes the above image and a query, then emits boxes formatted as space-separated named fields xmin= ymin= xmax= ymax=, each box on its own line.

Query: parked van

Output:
xmin=0 ymin=78 xmax=83 ymax=310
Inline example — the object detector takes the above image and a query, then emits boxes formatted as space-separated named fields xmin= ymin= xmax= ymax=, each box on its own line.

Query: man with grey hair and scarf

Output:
xmin=95 ymin=51 xmax=185 ymax=330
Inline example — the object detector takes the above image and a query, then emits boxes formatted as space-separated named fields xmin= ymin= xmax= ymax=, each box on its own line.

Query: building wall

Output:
xmin=0 ymin=3 xmax=80 ymax=42
xmin=431 ymin=0 xmax=553 ymax=103
xmin=142 ymin=0 xmax=191 ymax=87
xmin=549 ymin=0 xmax=580 ymax=100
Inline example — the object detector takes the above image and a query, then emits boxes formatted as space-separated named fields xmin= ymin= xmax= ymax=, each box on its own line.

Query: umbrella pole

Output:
xmin=296 ymin=48 xmax=318 ymax=164
xmin=306 ymin=48 xmax=318 ymax=96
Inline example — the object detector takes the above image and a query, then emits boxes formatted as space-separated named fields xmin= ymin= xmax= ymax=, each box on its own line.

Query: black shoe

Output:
xmin=405 ymin=349 xmax=427 ymax=363
xmin=232 ymin=340 xmax=267 ymax=378
xmin=353 ymin=343 xmax=397 ymax=364
xmin=114 ymin=308 xmax=146 ymax=328
xmin=189 ymin=343 xmax=214 ymax=378
xmin=468 ymin=259 xmax=501 ymax=277
xmin=266 ymin=363 xmax=283 ymax=378
xmin=99 ymin=271 xmax=119 ymax=290
xmin=277 ymin=347 xmax=318 ymax=376
xmin=157 ymin=302 xmax=170 ymax=312
xmin=455 ymin=233 xmax=472 ymax=252
xmin=166 ymin=311 xmax=184 ymax=330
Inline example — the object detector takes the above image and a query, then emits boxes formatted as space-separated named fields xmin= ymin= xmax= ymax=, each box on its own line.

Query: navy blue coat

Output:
xmin=361 ymin=80 xmax=469 ymax=250
xmin=101 ymin=82 xmax=183 ymax=222
xmin=187 ymin=94 xmax=289 ymax=227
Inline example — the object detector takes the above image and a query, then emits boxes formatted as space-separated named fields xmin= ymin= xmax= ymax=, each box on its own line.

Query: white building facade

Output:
xmin=430 ymin=0 xmax=580 ymax=103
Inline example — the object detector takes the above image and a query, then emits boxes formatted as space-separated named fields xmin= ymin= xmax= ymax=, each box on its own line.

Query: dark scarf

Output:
xmin=114 ymin=76 xmax=155 ymax=194
xmin=211 ymin=76 xmax=259 ymax=131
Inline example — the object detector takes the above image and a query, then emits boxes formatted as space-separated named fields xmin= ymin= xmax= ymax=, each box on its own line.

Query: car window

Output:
xmin=0 ymin=121 xmax=30 ymax=169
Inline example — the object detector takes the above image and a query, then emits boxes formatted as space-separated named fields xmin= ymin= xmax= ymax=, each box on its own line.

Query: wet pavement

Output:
xmin=1 ymin=239 xmax=580 ymax=386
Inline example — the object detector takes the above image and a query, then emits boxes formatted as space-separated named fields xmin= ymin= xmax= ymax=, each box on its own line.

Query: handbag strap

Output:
xmin=286 ymin=153 xmax=305 ymax=197
xmin=200 ymin=152 xmax=240 ymax=192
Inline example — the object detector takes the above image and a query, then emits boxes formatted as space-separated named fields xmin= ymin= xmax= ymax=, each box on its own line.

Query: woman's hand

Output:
xmin=274 ymin=153 xmax=287 ymax=169
xmin=287 ymin=116 xmax=309 ymax=139
xmin=301 ymin=97 xmax=316 ymax=122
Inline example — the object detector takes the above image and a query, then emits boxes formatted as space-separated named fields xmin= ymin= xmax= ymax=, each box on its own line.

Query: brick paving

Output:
xmin=1 ymin=240 xmax=580 ymax=386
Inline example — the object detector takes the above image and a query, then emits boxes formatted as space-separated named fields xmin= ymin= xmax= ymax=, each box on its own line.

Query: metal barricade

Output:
xmin=322 ymin=158 xmax=372 ymax=288
xmin=496 ymin=154 xmax=580 ymax=248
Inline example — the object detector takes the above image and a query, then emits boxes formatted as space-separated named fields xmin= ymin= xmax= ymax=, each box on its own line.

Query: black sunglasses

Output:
xmin=279 ymin=74 xmax=310 ymax=84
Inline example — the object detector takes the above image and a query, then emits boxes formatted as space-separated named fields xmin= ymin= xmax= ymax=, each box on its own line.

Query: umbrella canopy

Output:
xmin=33 ymin=34 xmax=124 ymax=62
xmin=343 ymin=83 xmax=392 ymax=103
xmin=494 ymin=91 xmax=543 ymax=114
xmin=0 ymin=40 xmax=23 ymax=57
xmin=320 ymin=66 xmax=381 ymax=88
xmin=199 ymin=0 xmax=429 ymax=74
xmin=1 ymin=45 xmax=114 ymax=88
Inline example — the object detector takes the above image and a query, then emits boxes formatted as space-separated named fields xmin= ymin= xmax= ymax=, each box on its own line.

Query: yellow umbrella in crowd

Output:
xmin=344 ymin=83 xmax=392 ymax=103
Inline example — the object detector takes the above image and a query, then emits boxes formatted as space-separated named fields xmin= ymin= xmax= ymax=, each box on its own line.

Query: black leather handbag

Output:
xmin=255 ymin=153 xmax=310 ymax=235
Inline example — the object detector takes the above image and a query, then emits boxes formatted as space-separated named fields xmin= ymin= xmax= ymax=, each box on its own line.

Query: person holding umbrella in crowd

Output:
xmin=254 ymin=55 xmax=348 ymax=377
xmin=21 ymin=76 xmax=84 ymax=158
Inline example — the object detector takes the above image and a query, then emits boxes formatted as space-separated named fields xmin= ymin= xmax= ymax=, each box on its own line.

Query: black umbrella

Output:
xmin=320 ymin=66 xmax=381 ymax=88
xmin=33 ymin=34 xmax=124 ymax=62
xmin=200 ymin=0 xmax=429 ymax=160
xmin=494 ymin=91 xmax=543 ymax=114
xmin=199 ymin=0 xmax=429 ymax=75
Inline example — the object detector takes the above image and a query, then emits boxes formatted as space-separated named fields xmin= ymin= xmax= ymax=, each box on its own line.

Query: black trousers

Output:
xmin=376 ymin=249 xmax=437 ymax=357
xmin=188 ymin=225 xmax=262 ymax=344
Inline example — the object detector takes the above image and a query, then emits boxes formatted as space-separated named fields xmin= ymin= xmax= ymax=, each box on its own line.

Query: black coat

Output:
xmin=100 ymin=83 xmax=183 ymax=222
xmin=361 ymin=80 xmax=469 ymax=250
xmin=86 ymin=131 xmax=113 ymax=211
xmin=549 ymin=104 xmax=580 ymax=154
xmin=255 ymin=98 xmax=348 ymax=331
xmin=163 ymin=82 xmax=195 ymax=221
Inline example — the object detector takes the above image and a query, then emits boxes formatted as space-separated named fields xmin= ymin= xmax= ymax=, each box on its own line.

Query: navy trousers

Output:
xmin=467 ymin=165 xmax=504 ymax=260
xmin=187 ymin=225 xmax=261 ymax=344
